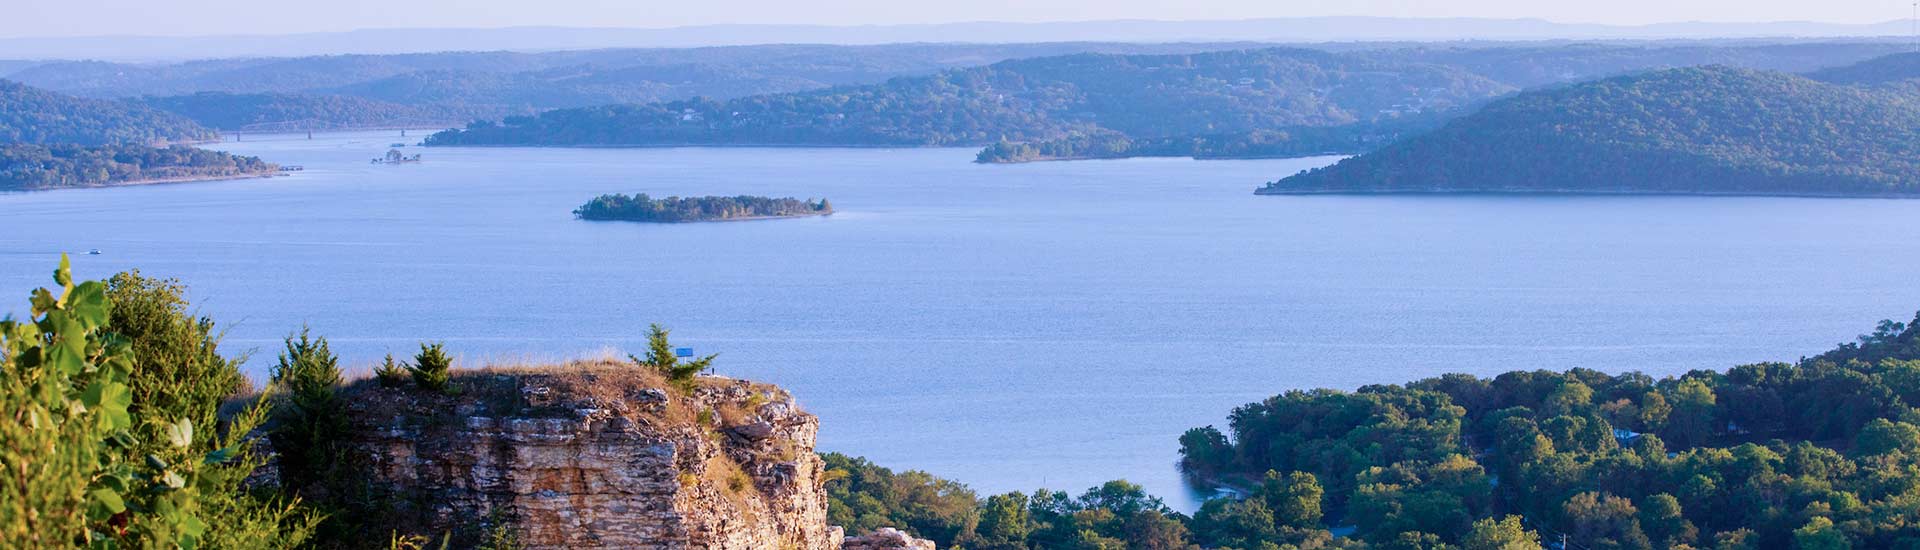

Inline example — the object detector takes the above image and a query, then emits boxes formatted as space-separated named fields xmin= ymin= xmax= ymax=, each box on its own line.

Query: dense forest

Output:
xmin=1173 ymin=309 xmax=1920 ymax=549
xmin=1260 ymin=66 xmax=1920 ymax=197
xmin=573 ymin=193 xmax=832 ymax=222
xmin=1806 ymin=52 xmax=1920 ymax=87
xmin=0 ymin=79 xmax=216 ymax=145
xmin=425 ymin=48 xmax=1510 ymax=147
xmin=819 ymin=310 xmax=1920 ymax=549
xmin=975 ymin=111 xmax=1463 ymax=163
xmin=137 ymin=91 xmax=455 ymax=130
xmin=0 ymin=143 xmax=277 ymax=189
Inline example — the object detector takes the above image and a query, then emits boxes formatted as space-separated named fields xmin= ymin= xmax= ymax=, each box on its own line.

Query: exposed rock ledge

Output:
xmin=322 ymin=362 xmax=851 ymax=549
xmin=843 ymin=527 xmax=939 ymax=550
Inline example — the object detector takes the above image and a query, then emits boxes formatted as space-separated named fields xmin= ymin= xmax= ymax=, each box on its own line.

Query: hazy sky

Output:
xmin=5 ymin=0 xmax=1915 ymax=38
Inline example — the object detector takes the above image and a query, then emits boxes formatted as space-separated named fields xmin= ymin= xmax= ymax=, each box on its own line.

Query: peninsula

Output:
xmin=1257 ymin=66 xmax=1920 ymax=197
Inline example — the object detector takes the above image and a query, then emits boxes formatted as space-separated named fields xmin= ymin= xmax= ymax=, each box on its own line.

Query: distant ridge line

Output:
xmin=1 ymin=16 xmax=1914 ymax=60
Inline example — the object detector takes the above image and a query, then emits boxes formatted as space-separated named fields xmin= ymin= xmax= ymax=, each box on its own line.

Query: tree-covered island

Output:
xmin=573 ymin=193 xmax=832 ymax=222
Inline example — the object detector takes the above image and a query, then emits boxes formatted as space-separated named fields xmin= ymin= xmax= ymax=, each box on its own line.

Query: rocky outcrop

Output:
xmin=331 ymin=362 xmax=834 ymax=549
xmin=843 ymin=528 xmax=938 ymax=550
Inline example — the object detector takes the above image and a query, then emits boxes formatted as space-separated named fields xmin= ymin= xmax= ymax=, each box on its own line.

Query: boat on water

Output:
xmin=87 ymin=249 xmax=101 ymax=255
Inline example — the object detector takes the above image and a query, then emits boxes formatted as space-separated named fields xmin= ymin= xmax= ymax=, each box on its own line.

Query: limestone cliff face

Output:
xmin=334 ymin=363 xmax=836 ymax=549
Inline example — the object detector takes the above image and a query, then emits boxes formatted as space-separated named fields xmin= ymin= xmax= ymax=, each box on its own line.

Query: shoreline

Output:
xmin=426 ymin=142 xmax=951 ymax=150
xmin=1253 ymin=187 xmax=1920 ymax=199
xmin=978 ymin=151 xmax=1353 ymax=164
xmin=6 ymin=172 xmax=282 ymax=193
xmin=577 ymin=211 xmax=834 ymax=224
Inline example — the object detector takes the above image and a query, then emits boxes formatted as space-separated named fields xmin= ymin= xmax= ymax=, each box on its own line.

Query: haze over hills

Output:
xmin=0 ymin=17 xmax=1915 ymax=60
xmin=1258 ymin=65 xmax=1920 ymax=197
xmin=5 ymin=43 xmax=1271 ymax=128
xmin=1806 ymin=51 xmax=1920 ymax=85
xmin=5 ymin=40 xmax=1908 ymax=133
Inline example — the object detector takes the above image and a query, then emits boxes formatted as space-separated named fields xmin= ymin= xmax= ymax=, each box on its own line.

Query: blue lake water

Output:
xmin=6 ymin=131 xmax=1920 ymax=510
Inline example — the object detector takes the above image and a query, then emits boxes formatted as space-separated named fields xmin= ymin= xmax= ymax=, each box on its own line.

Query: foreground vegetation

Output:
xmin=0 ymin=259 xmax=318 ymax=548
xmin=0 ymin=143 xmax=277 ymax=190
xmin=822 ymin=310 xmax=1920 ymax=549
xmin=14 ymin=255 xmax=1920 ymax=549
xmin=1260 ymin=66 xmax=1920 ymax=197
xmin=1174 ymin=311 xmax=1920 ymax=549
xmin=573 ymin=193 xmax=832 ymax=222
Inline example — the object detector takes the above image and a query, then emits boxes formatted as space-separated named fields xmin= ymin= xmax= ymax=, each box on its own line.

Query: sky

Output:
xmin=4 ymin=0 xmax=1914 ymax=38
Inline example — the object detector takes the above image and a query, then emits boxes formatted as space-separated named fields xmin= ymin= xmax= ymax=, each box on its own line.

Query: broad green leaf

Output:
xmin=67 ymin=281 xmax=109 ymax=328
xmin=166 ymin=418 xmax=194 ymax=449
xmin=89 ymin=488 xmax=126 ymax=515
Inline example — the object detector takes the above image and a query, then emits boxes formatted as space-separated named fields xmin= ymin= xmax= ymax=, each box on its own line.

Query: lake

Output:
xmin=6 ymin=130 xmax=1920 ymax=510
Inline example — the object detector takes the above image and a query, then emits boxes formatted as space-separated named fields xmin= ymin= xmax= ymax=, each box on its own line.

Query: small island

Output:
xmin=573 ymin=193 xmax=833 ymax=223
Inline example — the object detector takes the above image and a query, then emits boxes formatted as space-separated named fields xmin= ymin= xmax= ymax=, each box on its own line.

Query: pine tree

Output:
xmin=629 ymin=323 xmax=717 ymax=388
xmin=408 ymin=342 xmax=453 ymax=393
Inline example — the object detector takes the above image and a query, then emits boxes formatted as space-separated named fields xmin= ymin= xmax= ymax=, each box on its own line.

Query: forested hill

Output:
xmin=424 ymin=48 xmax=1513 ymax=147
xmin=0 ymin=79 xmax=216 ymax=145
xmin=1259 ymin=66 xmax=1920 ymax=197
xmin=1806 ymin=52 xmax=1920 ymax=86
xmin=138 ymin=92 xmax=454 ymax=130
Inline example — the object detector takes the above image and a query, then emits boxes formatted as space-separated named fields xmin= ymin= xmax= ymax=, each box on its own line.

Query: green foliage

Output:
xmin=0 ymin=78 xmax=215 ymax=145
xmin=373 ymin=353 xmax=409 ymax=388
xmin=1263 ymin=67 xmax=1920 ymax=197
xmin=1793 ymin=517 xmax=1848 ymax=550
xmin=1461 ymin=516 xmax=1541 ymax=550
xmin=1182 ymin=309 xmax=1920 ymax=549
xmin=104 ymin=270 xmax=247 ymax=454
xmin=0 ymin=142 xmax=277 ymax=190
xmin=1258 ymin=470 xmax=1323 ymax=529
xmin=575 ymin=193 xmax=832 ymax=223
xmin=821 ymin=452 xmax=981 ymax=547
xmin=0 ymin=257 xmax=316 ymax=548
xmin=630 ymin=324 xmax=715 ymax=387
xmin=408 ymin=342 xmax=454 ymax=393
xmin=269 ymin=328 xmax=348 ymax=495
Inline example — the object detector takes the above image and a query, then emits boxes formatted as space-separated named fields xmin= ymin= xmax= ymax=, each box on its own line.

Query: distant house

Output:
xmin=1612 ymin=428 xmax=1643 ymax=443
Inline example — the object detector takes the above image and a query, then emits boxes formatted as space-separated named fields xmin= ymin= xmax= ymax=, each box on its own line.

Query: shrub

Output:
xmin=1 ymin=256 xmax=317 ymax=548
xmin=105 ymin=269 xmax=249 ymax=453
xmin=629 ymin=323 xmax=716 ymax=390
xmin=374 ymin=353 xmax=409 ymax=388
xmin=410 ymin=342 xmax=454 ymax=393
xmin=269 ymin=329 xmax=348 ymax=495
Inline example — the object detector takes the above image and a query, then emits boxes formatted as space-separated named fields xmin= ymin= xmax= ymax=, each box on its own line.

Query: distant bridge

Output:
xmin=232 ymin=117 xmax=462 ymax=134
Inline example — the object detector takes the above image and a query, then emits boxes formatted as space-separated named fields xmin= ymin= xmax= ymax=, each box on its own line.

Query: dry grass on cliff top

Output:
xmin=334 ymin=358 xmax=788 ymax=429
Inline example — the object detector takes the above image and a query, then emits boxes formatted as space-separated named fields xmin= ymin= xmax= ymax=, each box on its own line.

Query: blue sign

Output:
xmin=674 ymin=347 xmax=694 ymax=358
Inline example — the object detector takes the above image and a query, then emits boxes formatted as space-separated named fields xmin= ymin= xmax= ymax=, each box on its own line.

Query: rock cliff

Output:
xmin=330 ymin=361 xmax=837 ymax=549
